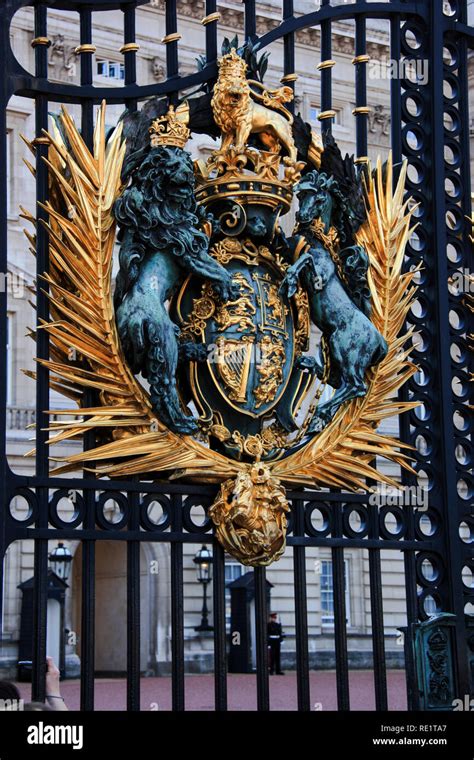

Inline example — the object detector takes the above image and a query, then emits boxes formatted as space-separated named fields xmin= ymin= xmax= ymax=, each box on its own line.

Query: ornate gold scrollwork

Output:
xmin=294 ymin=287 xmax=311 ymax=353
xmin=210 ymin=238 xmax=243 ymax=265
xmin=263 ymin=282 xmax=287 ymax=328
xmin=254 ymin=335 xmax=286 ymax=409
xmin=208 ymin=462 xmax=290 ymax=566
xmin=180 ymin=282 xmax=216 ymax=339
xmin=214 ymin=273 xmax=256 ymax=333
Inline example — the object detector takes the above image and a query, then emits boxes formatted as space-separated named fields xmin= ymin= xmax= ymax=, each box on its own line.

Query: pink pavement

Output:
xmin=15 ymin=670 xmax=407 ymax=711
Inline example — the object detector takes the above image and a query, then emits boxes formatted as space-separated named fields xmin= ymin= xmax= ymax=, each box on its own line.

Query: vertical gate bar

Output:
xmin=243 ymin=0 xmax=257 ymax=41
xmin=456 ymin=8 xmax=473 ymax=216
xmin=392 ymin=0 xmax=417 ymax=710
xmin=171 ymin=493 xmax=185 ymax=710
xmin=332 ymin=547 xmax=350 ymax=710
xmin=165 ymin=0 xmax=179 ymax=100
xmin=390 ymin=11 xmax=402 ymax=164
xmin=368 ymin=500 xmax=388 ymax=710
xmin=121 ymin=3 xmax=142 ymax=712
xmin=254 ymin=566 xmax=269 ymax=711
xmin=31 ymin=1 xmax=49 ymax=704
xmin=31 ymin=539 xmax=48 ymax=703
xmin=79 ymin=7 xmax=93 ymax=146
xmin=78 ymin=6 xmax=96 ymax=712
xmin=79 ymin=8 xmax=93 ymax=91
xmin=204 ymin=0 xmax=218 ymax=64
xmin=282 ymin=0 xmax=295 ymax=111
xmin=403 ymin=506 xmax=419 ymax=710
xmin=368 ymin=547 xmax=388 ymax=710
xmin=0 ymin=0 xmax=9 ymax=633
xmin=212 ymin=541 xmax=227 ymax=711
xmin=80 ymin=535 xmax=95 ymax=711
xmin=127 ymin=488 xmax=141 ymax=711
xmin=123 ymin=4 xmax=137 ymax=83
xmin=123 ymin=3 xmax=138 ymax=112
xmin=319 ymin=0 xmax=333 ymax=137
xmin=332 ymin=504 xmax=350 ymax=710
xmin=292 ymin=499 xmax=310 ymax=711
xmin=456 ymin=3 xmax=474 ymax=698
xmin=430 ymin=0 xmax=470 ymax=698
xmin=353 ymin=0 xmax=368 ymax=162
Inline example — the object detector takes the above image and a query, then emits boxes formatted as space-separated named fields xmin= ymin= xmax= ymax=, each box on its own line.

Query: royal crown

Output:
xmin=149 ymin=104 xmax=190 ymax=149
xmin=194 ymin=148 xmax=296 ymax=215
xmin=216 ymin=47 xmax=248 ymax=76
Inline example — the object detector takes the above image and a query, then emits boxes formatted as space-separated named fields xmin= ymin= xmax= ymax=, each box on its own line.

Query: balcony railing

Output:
xmin=7 ymin=406 xmax=36 ymax=430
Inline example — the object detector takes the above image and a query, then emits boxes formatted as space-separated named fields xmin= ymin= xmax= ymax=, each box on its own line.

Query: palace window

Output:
xmin=320 ymin=558 xmax=351 ymax=627
xmin=6 ymin=129 xmax=11 ymax=214
xmin=6 ymin=313 xmax=13 ymax=406
xmin=96 ymin=59 xmax=125 ymax=80
xmin=309 ymin=104 xmax=341 ymax=126
xmin=224 ymin=560 xmax=244 ymax=628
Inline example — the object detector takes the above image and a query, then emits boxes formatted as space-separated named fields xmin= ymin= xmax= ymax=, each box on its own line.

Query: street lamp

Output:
xmin=48 ymin=542 xmax=73 ymax=582
xmin=193 ymin=545 xmax=213 ymax=632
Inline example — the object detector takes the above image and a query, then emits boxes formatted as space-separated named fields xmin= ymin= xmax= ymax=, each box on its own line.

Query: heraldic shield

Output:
xmin=174 ymin=239 xmax=301 ymax=454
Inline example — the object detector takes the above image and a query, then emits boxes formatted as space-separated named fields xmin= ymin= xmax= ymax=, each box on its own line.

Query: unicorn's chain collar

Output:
xmin=308 ymin=219 xmax=340 ymax=254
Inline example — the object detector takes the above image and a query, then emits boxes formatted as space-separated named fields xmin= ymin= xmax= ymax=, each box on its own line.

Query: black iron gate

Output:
xmin=0 ymin=0 xmax=472 ymax=712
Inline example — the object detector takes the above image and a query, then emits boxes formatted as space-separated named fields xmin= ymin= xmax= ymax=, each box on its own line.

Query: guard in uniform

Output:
xmin=267 ymin=612 xmax=285 ymax=675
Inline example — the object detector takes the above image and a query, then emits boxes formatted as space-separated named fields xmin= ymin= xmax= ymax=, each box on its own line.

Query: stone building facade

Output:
xmin=1 ymin=0 xmax=472 ymax=678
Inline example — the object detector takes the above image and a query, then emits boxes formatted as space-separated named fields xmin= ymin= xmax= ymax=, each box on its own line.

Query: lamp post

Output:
xmin=48 ymin=542 xmax=73 ymax=582
xmin=193 ymin=545 xmax=213 ymax=632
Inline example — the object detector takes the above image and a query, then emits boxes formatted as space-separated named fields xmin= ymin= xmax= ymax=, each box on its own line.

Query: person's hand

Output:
xmin=45 ymin=656 xmax=68 ymax=711
xmin=45 ymin=656 xmax=60 ymax=696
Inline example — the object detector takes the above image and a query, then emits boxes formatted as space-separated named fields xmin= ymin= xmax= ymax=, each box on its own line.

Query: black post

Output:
xmin=0 ymin=0 xmax=9 ymax=635
xmin=319 ymin=0 xmax=333 ymax=137
xmin=282 ymin=0 xmax=296 ymax=111
xmin=332 ymin=501 xmax=350 ymax=711
xmin=354 ymin=0 xmax=368 ymax=161
xmin=195 ymin=580 xmax=213 ymax=632
xmin=242 ymin=0 xmax=257 ymax=42
xmin=254 ymin=567 xmax=270 ymax=711
xmin=78 ymin=4 xmax=96 ymax=712
xmin=212 ymin=541 xmax=227 ymax=710
xmin=31 ymin=1 xmax=49 ymax=704
xmin=204 ymin=0 xmax=218 ymax=65
xmin=171 ymin=494 xmax=185 ymax=711
xmin=165 ymin=0 xmax=179 ymax=104
xmin=428 ymin=0 xmax=470 ymax=698
xmin=127 ymin=488 xmax=141 ymax=712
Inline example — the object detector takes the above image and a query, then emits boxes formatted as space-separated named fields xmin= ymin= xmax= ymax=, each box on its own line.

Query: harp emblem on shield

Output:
xmin=215 ymin=336 xmax=255 ymax=403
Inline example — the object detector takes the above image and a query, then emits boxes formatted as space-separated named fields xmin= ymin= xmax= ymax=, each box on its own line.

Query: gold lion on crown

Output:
xmin=211 ymin=49 xmax=298 ymax=163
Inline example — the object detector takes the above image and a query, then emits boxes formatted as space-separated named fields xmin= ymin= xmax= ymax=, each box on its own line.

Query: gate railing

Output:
xmin=0 ymin=0 xmax=472 ymax=712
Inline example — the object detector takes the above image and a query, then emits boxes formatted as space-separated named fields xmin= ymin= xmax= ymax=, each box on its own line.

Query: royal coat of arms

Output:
xmin=24 ymin=42 xmax=419 ymax=566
